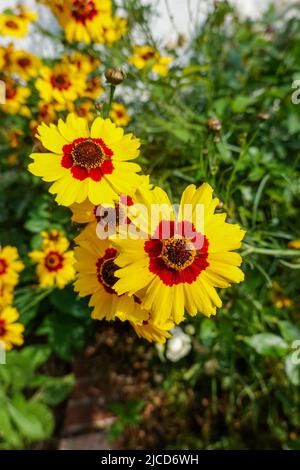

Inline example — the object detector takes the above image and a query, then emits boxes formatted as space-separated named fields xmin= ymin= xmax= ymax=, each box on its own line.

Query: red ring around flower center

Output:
xmin=144 ymin=220 xmax=209 ymax=286
xmin=45 ymin=251 xmax=64 ymax=272
xmin=0 ymin=319 xmax=7 ymax=337
xmin=61 ymin=137 xmax=114 ymax=182
xmin=0 ymin=259 xmax=8 ymax=276
xmin=96 ymin=248 xmax=118 ymax=295
xmin=72 ymin=0 xmax=97 ymax=23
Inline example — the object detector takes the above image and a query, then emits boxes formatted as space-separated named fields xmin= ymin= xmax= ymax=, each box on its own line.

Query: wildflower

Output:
xmin=109 ymin=103 xmax=131 ymax=127
xmin=49 ymin=0 xmax=113 ymax=44
xmin=131 ymin=316 xmax=174 ymax=344
xmin=1 ymin=78 xmax=31 ymax=117
xmin=113 ymin=183 xmax=245 ymax=325
xmin=0 ymin=6 xmax=37 ymax=38
xmin=63 ymin=51 xmax=101 ymax=75
xmin=41 ymin=229 xmax=70 ymax=251
xmin=9 ymin=49 xmax=42 ymax=81
xmin=129 ymin=46 xmax=173 ymax=76
xmin=74 ymin=228 xmax=148 ymax=323
xmin=0 ymin=307 xmax=24 ymax=350
xmin=84 ymin=76 xmax=104 ymax=99
xmin=166 ymin=327 xmax=192 ymax=362
xmin=29 ymin=246 xmax=75 ymax=289
xmin=28 ymin=113 xmax=142 ymax=206
xmin=0 ymin=246 xmax=24 ymax=289
xmin=35 ymin=63 xmax=87 ymax=105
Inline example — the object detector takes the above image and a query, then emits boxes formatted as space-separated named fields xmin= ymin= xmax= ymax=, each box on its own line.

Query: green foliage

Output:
xmin=0 ymin=346 xmax=74 ymax=449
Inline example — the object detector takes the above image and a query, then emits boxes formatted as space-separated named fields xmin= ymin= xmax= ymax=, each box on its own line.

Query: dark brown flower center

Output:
xmin=51 ymin=73 xmax=71 ymax=90
xmin=18 ymin=57 xmax=31 ymax=68
xmin=5 ymin=20 xmax=19 ymax=30
xmin=142 ymin=51 xmax=156 ymax=61
xmin=45 ymin=252 xmax=63 ymax=272
xmin=72 ymin=140 xmax=104 ymax=169
xmin=5 ymin=84 xmax=17 ymax=100
xmin=99 ymin=258 xmax=119 ymax=289
xmin=161 ymin=237 xmax=195 ymax=271
xmin=0 ymin=319 xmax=7 ymax=337
xmin=0 ymin=259 xmax=8 ymax=276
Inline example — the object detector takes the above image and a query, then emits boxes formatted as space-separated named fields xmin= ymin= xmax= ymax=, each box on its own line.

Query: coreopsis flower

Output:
xmin=28 ymin=113 xmax=142 ymax=206
xmin=288 ymin=239 xmax=300 ymax=249
xmin=0 ymin=246 xmax=24 ymax=289
xmin=9 ymin=49 xmax=42 ymax=81
xmin=0 ymin=307 xmax=24 ymax=350
xmin=0 ymin=6 xmax=37 ymax=38
xmin=113 ymin=183 xmax=246 ymax=325
xmin=74 ymin=228 xmax=148 ymax=323
xmin=41 ymin=229 xmax=70 ymax=251
xmin=75 ymin=100 xmax=95 ymax=122
xmin=131 ymin=316 xmax=174 ymax=344
xmin=129 ymin=46 xmax=173 ymax=76
xmin=35 ymin=64 xmax=86 ymax=105
xmin=102 ymin=16 xmax=128 ymax=45
xmin=51 ymin=0 xmax=112 ymax=44
xmin=63 ymin=51 xmax=101 ymax=75
xmin=1 ymin=79 xmax=31 ymax=117
xmin=0 ymin=285 xmax=14 ymax=309
xmin=109 ymin=103 xmax=131 ymax=127
xmin=29 ymin=245 xmax=75 ymax=289
xmin=84 ymin=76 xmax=104 ymax=99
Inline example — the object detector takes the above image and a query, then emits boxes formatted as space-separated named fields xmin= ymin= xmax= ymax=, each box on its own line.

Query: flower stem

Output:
xmin=106 ymin=84 xmax=116 ymax=117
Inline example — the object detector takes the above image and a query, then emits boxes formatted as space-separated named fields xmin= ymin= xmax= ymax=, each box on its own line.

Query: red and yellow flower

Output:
xmin=35 ymin=63 xmax=86 ymax=105
xmin=113 ymin=183 xmax=245 ymax=325
xmin=0 ymin=6 xmax=37 ymax=38
xmin=41 ymin=229 xmax=70 ymax=252
xmin=1 ymin=79 xmax=31 ymax=117
xmin=0 ymin=246 xmax=24 ymax=289
xmin=131 ymin=316 xmax=174 ymax=344
xmin=28 ymin=113 xmax=142 ymax=207
xmin=9 ymin=49 xmax=42 ymax=81
xmin=0 ymin=306 xmax=24 ymax=351
xmin=29 ymin=245 xmax=75 ymax=289
xmin=74 ymin=228 xmax=148 ymax=323
xmin=109 ymin=103 xmax=131 ymax=127
xmin=129 ymin=45 xmax=173 ymax=76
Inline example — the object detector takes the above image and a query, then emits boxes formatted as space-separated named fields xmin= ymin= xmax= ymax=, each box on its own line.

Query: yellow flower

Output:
xmin=0 ymin=14 xmax=33 ymax=38
xmin=29 ymin=245 xmax=75 ymax=289
xmin=0 ymin=306 xmax=24 ymax=351
xmin=113 ymin=183 xmax=246 ymax=325
xmin=0 ymin=246 xmax=24 ymax=289
xmin=288 ymin=239 xmax=300 ymax=249
xmin=0 ymin=284 xmax=14 ymax=309
xmin=28 ymin=113 xmax=142 ymax=207
xmin=74 ymin=228 xmax=148 ymax=323
xmin=9 ymin=49 xmax=42 ymax=81
xmin=131 ymin=316 xmax=174 ymax=344
xmin=52 ymin=0 xmax=112 ymax=44
xmin=30 ymin=101 xmax=57 ymax=135
xmin=63 ymin=51 xmax=101 ymax=75
xmin=40 ymin=229 xmax=70 ymax=251
xmin=102 ymin=15 xmax=128 ymax=45
xmin=75 ymin=100 xmax=95 ymax=122
xmin=84 ymin=76 xmax=104 ymax=99
xmin=109 ymin=103 xmax=131 ymax=127
xmin=35 ymin=64 xmax=87 ymax=105
xmin=1 ymin=79 xmax=31 ymax=117
xmin=129 ymin=45 xmax=173 ymax=76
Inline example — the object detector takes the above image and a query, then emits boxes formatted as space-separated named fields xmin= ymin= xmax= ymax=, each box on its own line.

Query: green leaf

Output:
xmin=8 ymin=394 xmax=54 ymax=442
xmin=231 ymin=95 xmax=254 ymax=113
xmin=33 ymin=374 xmax=75 ymax=406
xmin=199 ymin=319 xmax=218 ymax=347
xmin=278 ymin=321 xmax=300 ymax=344
xmin=246 ymin=333 xmax=289 ymax=357
xmin=285 ymin=354 xmax=300 ymax=386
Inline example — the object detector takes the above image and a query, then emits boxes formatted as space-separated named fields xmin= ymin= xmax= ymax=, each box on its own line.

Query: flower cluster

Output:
xmin=38 ymin=0 xmax=127 ymax=44
xmin=0 ymin=4 xmax=37 ymax=38
xmin=129 ymin=45 xmax=173 ymax=76
xmin=28 ymin=112 xmax=246 ymax=344
xmin=0 ymin=246 xmax=24 ymax=350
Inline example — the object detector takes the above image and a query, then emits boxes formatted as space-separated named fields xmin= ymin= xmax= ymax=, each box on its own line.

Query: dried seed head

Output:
xmin=207 ymin=117 xmax=222 ymax=132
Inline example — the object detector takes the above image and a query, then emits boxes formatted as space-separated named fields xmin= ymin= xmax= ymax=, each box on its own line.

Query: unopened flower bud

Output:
xmin=258 ymin=112 xmax=270 ymax=121
xmin=105 ymin=68 xmax=126 ymax=85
